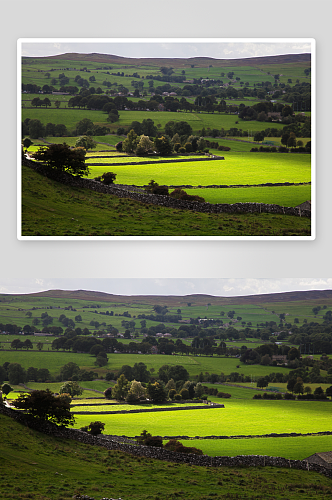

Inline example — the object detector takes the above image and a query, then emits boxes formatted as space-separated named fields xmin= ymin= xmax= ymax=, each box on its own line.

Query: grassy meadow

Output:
xmin=2 ymin=414 xmax=331 ymax=500
xmin=21 ymin=165 xmax=311 ymax=237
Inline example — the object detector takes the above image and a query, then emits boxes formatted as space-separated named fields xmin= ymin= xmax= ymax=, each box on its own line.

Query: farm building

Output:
xmin=304 ymin=452 xmax=332 ymax=469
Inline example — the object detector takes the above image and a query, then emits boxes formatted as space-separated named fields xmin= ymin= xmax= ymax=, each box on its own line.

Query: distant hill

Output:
xmin=22 ymin=52 xmax=311 ymax=68
xmin=1 ymin=287 xmax=331 ymax=307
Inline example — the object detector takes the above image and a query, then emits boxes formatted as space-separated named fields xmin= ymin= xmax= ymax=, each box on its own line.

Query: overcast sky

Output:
xmin=20 ymin=39 xmax=312 ymax=60
xmin=0 ymin=278 xmax=330 ymax=297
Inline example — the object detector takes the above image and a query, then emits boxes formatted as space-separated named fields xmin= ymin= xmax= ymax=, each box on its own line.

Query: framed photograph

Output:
xmin=18 ymin=38 xmax=315 ymax=240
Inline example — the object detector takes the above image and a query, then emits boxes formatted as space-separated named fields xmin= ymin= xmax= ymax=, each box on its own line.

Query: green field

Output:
xmin=2 ymin=413 xmax=330 ymax=500
xmin=21 ymin=165 xmax=311 ymax=236
xmin=0 ymin=350 xmax=291 ymax=379
xmin=72 ymin=399 xmax=332 ymax=438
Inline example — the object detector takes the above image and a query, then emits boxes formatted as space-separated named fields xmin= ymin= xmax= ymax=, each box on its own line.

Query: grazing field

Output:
xmin=186 ymin=435 xmax=332 ymax=460
xmin=0 ymin=350 xmax=291 ymax=379
xmin=73 ymin=399 xmax=332 ymax=438
xmin=2 ymin=414 xmax=330 ymax=500
xmin=21 ymin=165 xmax=311 ymax=237
xmin=85 ymin=152 xmax=311 ymax=186
xmin=188 ymin=185 xmax=311 ymax=207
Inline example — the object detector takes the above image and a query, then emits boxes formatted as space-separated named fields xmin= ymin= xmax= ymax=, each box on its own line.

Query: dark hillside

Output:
xmin=22 ymin=52 xmax=311 ymax=68
xmin=1 ymin=288 xmax=331 ymax=307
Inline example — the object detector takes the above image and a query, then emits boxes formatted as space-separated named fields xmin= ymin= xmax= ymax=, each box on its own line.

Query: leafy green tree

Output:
xmin=122 ymin=129 xmax=139 ymax=154
xmin=1 ymin=383 xmax=13 ymax=398
xmin=59 ymin=381 xmax=83 ymax=397
xmin=112 ymin=374 xmax=130 ymax=400
xmin=147 ymin=381 xmax=167 ymax=403
xmin=125 ymin=380 xmax=147 ymax=402
xmin=256 ymin=377 xmax=268 ymax=389
xmin=11 ymin=339 xmax=23 ymax=350
xmin=22 ymin=138 xmax=33 ymax=151
xmin=81 ymin=421 xmax=105 ymax=435
xmin=28 ymin=119 xmax=45 ymax=139
xmin=14 ymin=389 xmax=75 ymax=426
xmin=59 ymin=362 xmax=80 ymax=381
xmin=154 ymin=136 xmax=173 ymax=156
xmin=32 ymin=143 xmax=89 ymax=177
xmin=135 ymin=134 xmax=155 ymax=156
xmin=75 ymin=118 xmax=94 ymax=135
xmin=75 ymin=135 xmax=96 ymax=151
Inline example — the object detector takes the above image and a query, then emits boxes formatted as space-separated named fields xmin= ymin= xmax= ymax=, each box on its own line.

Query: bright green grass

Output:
xmin=73 ymin=399 xmax=332 ymax=439
xmin=189 ymin=185 xmax=311 ymax=207
xmin=86 ymin=152 xmax=311 ymax=186
xmin=2 ymin=414 xmax=330 ymax=500
xmin=183 ymin=435 xmax=332 ymax=460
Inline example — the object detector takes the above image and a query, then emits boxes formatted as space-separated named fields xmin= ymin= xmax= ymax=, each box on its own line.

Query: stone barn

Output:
xmin=304 ymin=452 xmax=332 ymax=469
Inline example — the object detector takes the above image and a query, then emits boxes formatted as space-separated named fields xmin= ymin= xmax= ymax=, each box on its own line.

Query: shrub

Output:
xmin=153 ymin=185 xmax=169 ymax=196
xmin=284 ymin=392 xmax=296 ymax=400
xmin=253 ymin=394 xmax=262 ymax=399
xmin=81 ymin=421 xmax=105 ymax=435
xmin=100 ymin=172 xmax=116 ymax=185
xmin=144 ymin=435 xmax=163 ymax=447
xmin=104 ymin=387 xmax=113 ymax=399
xmin=164 ymin=439 xmax=203 ymax=455
xmin=217 ymin=392 xmax=231 ymax=398
xmin=178 ymin=147 xmax=186 ymax=154
xmin=217 ymin=145 xmax=231 ymax=151
xmin=169 ymin=188 xmax=205 ymax=203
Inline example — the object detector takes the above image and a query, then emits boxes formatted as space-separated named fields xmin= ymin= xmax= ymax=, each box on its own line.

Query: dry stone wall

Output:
xmin=22 ymin=157 xmax=311 ymax=218
xmin=1 ymin=404 xmax=331 ymax=478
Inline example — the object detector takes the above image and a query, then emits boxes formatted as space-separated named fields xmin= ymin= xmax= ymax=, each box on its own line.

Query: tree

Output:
xmin=81 ymin=421 xmax=105 ymax=435
xmin=32 ymin=143 xmax=89 ymax=177
xmin=11 ymin=339 xmax=23 ymax=350
xmin=28 ymin=119 xmax=45 ymax=139
xmin=59 ymin=362 xmax=80 ymax=381
xmin=112 ymin=374 xmax=130 ymax=400
xmin=256 ymin=377 xmax=268 ymax=389
xmin=98 ymin=172 xmax=117 ymax=185
xmin=1 ymin=383 xmax=13 ymax=399
xmin=59 ymin=381 xmax=83 ymax=397
xmin=254 ymin=131 xmax=265 ymax=142
xmin=75 ymin=135 xmax=96 ymax=152
xmin=14 ymin=389 xmax=75 ymax=427
xmin=147 ymin=381 xmax=167 ymax=403
xmin=135 ymin=134 xmax=155 ymax=156
xmin=122 ymin=129 xmax=139 ymax=154
xmin=22 ymin=138 xmax=33 ymax=151
xmin=75 ymin=118 xmax=94 ymax=135
xmin=8 ymin=363 xmax=26 ymax=385
xmin=154 ymin=136 xmax=173 ymax=156
xmin=126 ymin=380 xmax=147 ymax=402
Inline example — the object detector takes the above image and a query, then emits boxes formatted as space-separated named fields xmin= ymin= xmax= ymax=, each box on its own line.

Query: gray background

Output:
xmin=2 ymin=0 xmax=328 ymax=282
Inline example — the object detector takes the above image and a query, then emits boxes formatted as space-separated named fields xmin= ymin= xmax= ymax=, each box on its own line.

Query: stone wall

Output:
xmin=22 ymin=158 xmax=311 ymax=218
xmin=1 ymin=404 xmax=331 ymax=478
xmin=72 ymin=403 xmax=224 ymax=415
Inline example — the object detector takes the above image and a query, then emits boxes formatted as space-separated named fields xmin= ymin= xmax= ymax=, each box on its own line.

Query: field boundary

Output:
xmin=71 ymin=403 xmax=224 ymax=415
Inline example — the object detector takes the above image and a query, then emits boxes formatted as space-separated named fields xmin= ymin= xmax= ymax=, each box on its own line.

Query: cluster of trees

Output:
xmin=104 ymin=369 xmax=205 ymax=404
xmin=22 ymin=117 xmax=109 ymax=140
xmin=0 ymin=360 xmax=98 ymax=385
